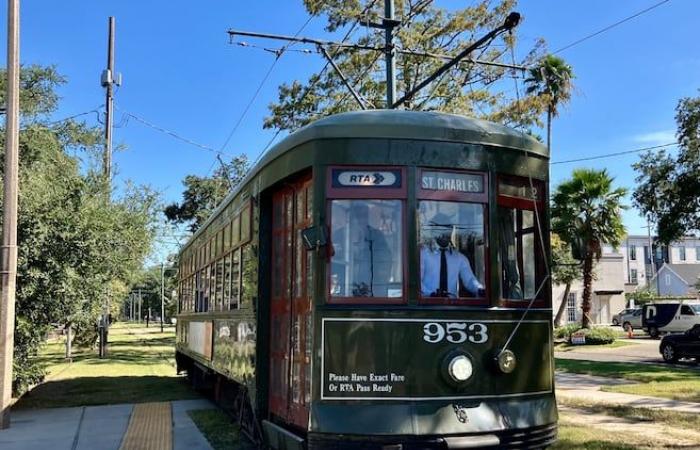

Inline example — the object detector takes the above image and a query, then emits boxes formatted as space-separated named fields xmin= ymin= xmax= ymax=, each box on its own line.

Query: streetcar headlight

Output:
xmin=496 ymin=350 xmax=517 ymax=374
xmin=448 ymin=355 xmax=473 ymax=382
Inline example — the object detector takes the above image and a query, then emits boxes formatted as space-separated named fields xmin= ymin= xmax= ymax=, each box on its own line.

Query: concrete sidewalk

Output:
xmin=0 ymin=399 xmax=216 ymax=450
xmin=556 ymin=372 xmax=700 ymax=415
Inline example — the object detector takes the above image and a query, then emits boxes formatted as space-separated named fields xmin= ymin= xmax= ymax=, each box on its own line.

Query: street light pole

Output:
xmin=0 ymin=0 xmax=20 ymax=429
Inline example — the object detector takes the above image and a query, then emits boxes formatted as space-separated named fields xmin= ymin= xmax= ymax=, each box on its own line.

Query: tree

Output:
xmin=265 ymin=0 xmax=548 ymax=132
xmin=165 ymin=155 xmax=249 ymax=233
xmin=633 ymin=93 xmax=700 ymax=244
xmin=1 ymin=66 xmax=160 ymax=393
xmin=524 ymin=54 xmax=574 ymax=152
xmin=551 ymin=234 xmax=581 ymax=328
xmin=551 ymin=169 xmax=627 ymax=329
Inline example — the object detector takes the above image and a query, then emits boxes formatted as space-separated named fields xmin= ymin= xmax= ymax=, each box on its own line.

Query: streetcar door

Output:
xmin=269 ymin=175 xmax=313 ymax=429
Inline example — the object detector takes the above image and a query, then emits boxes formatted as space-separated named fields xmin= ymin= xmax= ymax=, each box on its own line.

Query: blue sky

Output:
xmin=3 ymin=0 xmax=698 ymax=251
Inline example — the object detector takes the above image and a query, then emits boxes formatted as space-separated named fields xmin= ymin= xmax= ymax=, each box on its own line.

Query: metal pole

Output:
xmin=647 ymin=220 xmax=656 ymax=292
xmin=103 ymin=16 xmax=115 ymax=182
xmin=160 ymin=263 xmax=165 ymax=333
xmin=384 ymin=0 xmax=396 ymax=109
xmin=0 ymin=0 xmax=20 ymax=429
xmin=138 ymin=289 xmax=142 ymax=323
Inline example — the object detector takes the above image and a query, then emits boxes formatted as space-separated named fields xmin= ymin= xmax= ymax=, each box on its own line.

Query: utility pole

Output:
xmin=160 ymin=263 xmax=165 ymax=333
xmin=383 ymin=0 xmax=398 ymax=108
xmin=98 ymin=17 xmax=120 ymax=359
xmin=0 ymin=0 xmax=20 ymax=429
xmin=646 ymin=221 xmax=657 ymax=293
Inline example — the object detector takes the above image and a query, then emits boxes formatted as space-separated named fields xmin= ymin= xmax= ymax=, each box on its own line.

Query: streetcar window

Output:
xmin=497 ymin=176 xmax=546 ymax=302
xmin=329 ymin=200 xmax=403 ymax=299
xmin=418 ymin=201 xmax=486 ymax=299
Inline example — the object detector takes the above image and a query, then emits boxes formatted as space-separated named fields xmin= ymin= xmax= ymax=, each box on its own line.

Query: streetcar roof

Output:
xmin=183 ymin=110 xmax=546 ymax=252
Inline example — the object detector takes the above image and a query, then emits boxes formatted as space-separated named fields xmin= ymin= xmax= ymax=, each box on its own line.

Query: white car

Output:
xmin=620 ymin=308 xmax=643 ymax=332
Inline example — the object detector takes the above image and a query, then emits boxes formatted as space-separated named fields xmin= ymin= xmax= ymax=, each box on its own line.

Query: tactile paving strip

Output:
xmin=119 ymin=402 xmax=172 ymax=450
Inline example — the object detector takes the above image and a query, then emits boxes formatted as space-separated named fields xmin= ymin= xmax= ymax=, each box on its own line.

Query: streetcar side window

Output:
xmin=329 ymin=199 xmax=403 ymax=299
xmin=497 ymin=176 xmax=547 ymax=303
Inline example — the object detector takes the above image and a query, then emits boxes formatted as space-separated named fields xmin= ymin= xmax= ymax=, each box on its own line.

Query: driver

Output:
xmin=420 ymin=212 xmax=484 ymax=298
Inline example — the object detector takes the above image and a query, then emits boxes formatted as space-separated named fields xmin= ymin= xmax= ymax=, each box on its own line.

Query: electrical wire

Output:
xmin=553 ymin=0 xmax=672 ymax=54
xmin=217 ymin=15 xmax=315 ymax=155
xmin=115 ymin=106 xmax=232 ymax=157
xmin=551 ymin=142 xmax=677 ymax=165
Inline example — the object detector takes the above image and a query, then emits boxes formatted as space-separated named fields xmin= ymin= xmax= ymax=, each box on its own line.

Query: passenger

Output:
xmin=420 ymin=212 xmax=484 ymax=298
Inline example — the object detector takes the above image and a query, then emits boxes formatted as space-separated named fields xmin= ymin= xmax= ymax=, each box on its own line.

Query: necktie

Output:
xmin=439 ymin=248 xmax=448 ymax=294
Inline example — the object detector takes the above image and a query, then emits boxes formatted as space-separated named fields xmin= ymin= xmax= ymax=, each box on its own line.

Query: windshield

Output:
xmin=330 ymin=199 xmax=403 ymax=299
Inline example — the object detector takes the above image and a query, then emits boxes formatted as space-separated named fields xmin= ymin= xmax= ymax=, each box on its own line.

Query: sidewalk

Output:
xmin=555 ymin=372 xmax=700 ymax=415
xmin=0 ymin=399 xmax=216 ymax=450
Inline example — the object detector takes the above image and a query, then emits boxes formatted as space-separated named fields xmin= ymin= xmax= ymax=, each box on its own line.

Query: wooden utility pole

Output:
xmin=383 ymin=0 xmax=397 ymax=108
xmin=0 ymin=0 xmax=20 ymax=429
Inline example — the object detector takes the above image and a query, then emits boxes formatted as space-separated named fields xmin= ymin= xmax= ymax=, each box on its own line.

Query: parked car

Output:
xmin=620 ymin=308 xmax=643 ymax=332
xmin=659 ymin=324 xmax=700 ymax=363
xmin=643 ymin=302 xmax=700 ymax=338
xmin=612 ymin=308 xmax=636 ymax=326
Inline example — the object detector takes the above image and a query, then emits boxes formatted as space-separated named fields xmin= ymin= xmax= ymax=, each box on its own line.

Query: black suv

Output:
xmin=660 ymin=324 xmax=700 ymax=363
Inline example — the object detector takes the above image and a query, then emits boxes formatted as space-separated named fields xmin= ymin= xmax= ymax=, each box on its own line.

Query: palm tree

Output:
xmin=551 ymin=234 xmax=581 ymax=328
xmin=551 ymin=169 xmax=627 ymax=329
xmin=525 ymin=55 xmax=574 ymax=153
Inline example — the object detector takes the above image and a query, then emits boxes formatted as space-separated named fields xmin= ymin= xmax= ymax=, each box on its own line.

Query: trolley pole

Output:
xmin=0 ymin=0 xmax=20 ymax=429
xmin=160 ymin=263 xmax=165 ymax=333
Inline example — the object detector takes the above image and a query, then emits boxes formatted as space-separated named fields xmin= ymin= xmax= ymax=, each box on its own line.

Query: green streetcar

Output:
xmin=175 ymin=110 xmax=556 ymax=449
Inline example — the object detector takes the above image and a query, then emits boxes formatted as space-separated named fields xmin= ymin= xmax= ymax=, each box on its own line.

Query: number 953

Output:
xmin=423 ymin=322 xmax=488 ymax=344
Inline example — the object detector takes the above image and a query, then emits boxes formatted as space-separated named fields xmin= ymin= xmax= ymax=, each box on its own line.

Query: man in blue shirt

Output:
xmin=420 ymin=212 xmax=484 ymax=298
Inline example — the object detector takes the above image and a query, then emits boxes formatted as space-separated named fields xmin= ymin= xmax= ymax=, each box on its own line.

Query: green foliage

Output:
xmin=625 ymin=287 xmax=657 ymax=306
xmin=551 ymin=234 xmax=581 ymax=285
xmin=265 ymin=0 xmax=548 ymax=132
xmin=553 ymin=323 xmax=580 ymax=340
xmin=551 ymin=169 xmax=627 ymax=329
xmin=633 ymin=92 xmax=700 ymax=244
xmin=1 ymin=65 xmax=160 ymax=395
xmin=165 ymin=155 xmax=249 ymax=233
xmin=574 ymin=326 xmax=618 ymax=345
xmin=524 ymin=54 xmax=574 ymax=118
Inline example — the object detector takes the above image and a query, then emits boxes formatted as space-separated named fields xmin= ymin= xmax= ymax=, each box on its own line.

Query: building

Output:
xmin=650 ymin=263 xmax=700 ymax=297
xmin=554 ymin=235 xmax=700 ymax=325
xmin=552 ymin=251 xmax=625 ymax=325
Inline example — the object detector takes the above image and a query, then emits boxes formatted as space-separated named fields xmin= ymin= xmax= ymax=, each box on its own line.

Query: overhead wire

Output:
xmin=551 ymin=142 xmax=677 ymax=165
xmin=553 ymin=0 xmax=672 ymax=54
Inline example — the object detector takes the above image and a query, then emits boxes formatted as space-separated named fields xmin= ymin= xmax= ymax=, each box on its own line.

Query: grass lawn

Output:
xmin=15 ymin=322 xmax=200 ymax=409
xmin=555 ymin=359 xmax=700 ymax=402
xmin=553 ymin=424 xmax=638 ymax=450
xmin=188 ymin=409 xmax=255 ymax=450
xmin=558 ymin=397 xmax=700 ymax=432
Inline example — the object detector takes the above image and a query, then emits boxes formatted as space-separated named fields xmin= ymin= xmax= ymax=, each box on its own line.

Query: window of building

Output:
xmin=696 ymin=246 xmax=700 ymax=261
xmin=630 ymin=268 xmax=638 ymax=284
xmin=644 ymin=245 xmax=650 ymax=264
xmin=497 ymin=176 xmax=547 ymax=304
xmin=567 ymin=292 xmax=577 ymax=323
xmin=629 ymin=245 xmax=636 ymax=261
xmin=665 ymin=273 xmax=671 ymax=286
xmin=679 ymin=246 xmax=686 ymax=261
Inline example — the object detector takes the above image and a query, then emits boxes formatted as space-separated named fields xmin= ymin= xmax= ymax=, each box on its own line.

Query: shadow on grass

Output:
xmin=555 ymin=359 xmax=694 ymax=383
xmin=14 ymin=375 xmax=200 ymax=409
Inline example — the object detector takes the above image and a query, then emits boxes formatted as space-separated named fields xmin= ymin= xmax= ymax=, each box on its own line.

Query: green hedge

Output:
xmin=554 ymin=324 xmax=618 ymax=345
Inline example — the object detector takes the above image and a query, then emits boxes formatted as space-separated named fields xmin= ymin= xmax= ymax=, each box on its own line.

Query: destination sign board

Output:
xmin=498 ymin=179 xmax=541 ymax=202
xmin=332 ymin=169 xmax=402 ymax=188
xmin=421 ymin=171 xmax=484 ymax=193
